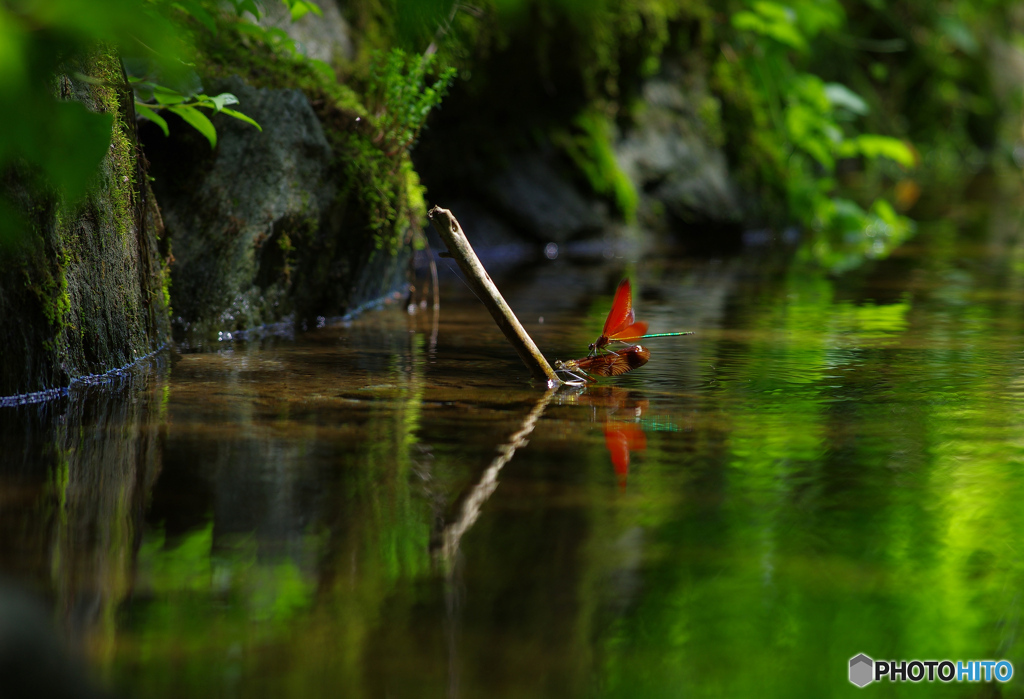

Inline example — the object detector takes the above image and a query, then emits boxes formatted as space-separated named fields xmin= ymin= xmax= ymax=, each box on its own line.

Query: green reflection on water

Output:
xmin=593 ymin=220 xmax=1024 ymax=697
xmin=8 ymin=201 xmax=1024 ymax=698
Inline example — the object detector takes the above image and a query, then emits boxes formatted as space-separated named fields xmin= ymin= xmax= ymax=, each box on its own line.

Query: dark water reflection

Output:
xmin=4 ymin=191 xmax=1024 ymax=697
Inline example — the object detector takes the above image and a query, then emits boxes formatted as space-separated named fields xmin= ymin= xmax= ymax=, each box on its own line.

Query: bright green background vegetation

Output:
xmin=1 ymin=0 xmax=1020 ymax=263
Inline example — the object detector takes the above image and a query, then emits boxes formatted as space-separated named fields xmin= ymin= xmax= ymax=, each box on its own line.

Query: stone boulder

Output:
xmin=145 ymin=75 xmax=338 ymax=339
xmin=616 ymin=72 xmax=742 ymax=233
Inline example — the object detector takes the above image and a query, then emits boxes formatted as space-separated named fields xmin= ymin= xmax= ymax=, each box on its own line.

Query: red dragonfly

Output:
xmin=555 ymin=344 xmax=650 ymax=384
xmin=589 ymin=278 xmax=693 ymax=356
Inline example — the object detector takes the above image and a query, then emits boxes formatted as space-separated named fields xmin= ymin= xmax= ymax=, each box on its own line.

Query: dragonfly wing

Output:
xmin=602 ymin=279 xmax=636 ymax=336
xmin=609 ymin=321 xmax=648 ymax=342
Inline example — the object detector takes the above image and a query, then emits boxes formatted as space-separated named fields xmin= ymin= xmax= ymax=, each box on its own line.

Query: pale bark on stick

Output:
xmin=428 ymin=205 xmax=559 ymax=384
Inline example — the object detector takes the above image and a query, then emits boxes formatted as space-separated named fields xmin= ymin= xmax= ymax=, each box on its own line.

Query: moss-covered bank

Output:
xmin=0 ymin=48 xmax=171 ymax=396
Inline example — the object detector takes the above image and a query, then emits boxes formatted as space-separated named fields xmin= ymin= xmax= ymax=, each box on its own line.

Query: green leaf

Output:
xmin=234 ymin=0 xmax=262 ymax=18
xmin=153 ymin=86 xmax=188 ymax=105
xmin=824 ymin=83 xmax=869 ymax=116
xmin=209 ymin=92 xmax=240 ymax=112
xmin=291 ymin=0 xmax=323 ymax=18
xmin=752 ymin=1 xmax=792 ymax=22
xmin=220 ymin=107 xmax=263 ymax=132
xmin=172 ymin=0 xmax=217 ymax=33
xmin=135 ymin=103 xmax=170 ymax=136
xmin=937 ymin=15 xmax=979 ymax=55
xmin=0 ymin=197 xmax=30 ymax=251
xmin=39 ymin=101 xmax=114 ymax=201
xmin=838 ymin=135 xmax=916 ymax=168
xmin=168 ymin=105 xmax=217 ymax=148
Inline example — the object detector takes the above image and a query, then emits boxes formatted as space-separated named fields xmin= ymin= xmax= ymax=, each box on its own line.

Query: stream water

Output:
xmin=3 ymin=188 xmax=1024 ymax=698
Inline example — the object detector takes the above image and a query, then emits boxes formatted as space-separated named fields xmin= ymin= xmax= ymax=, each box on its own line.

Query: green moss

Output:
xmin=553 ymin=109 xmax=638 ymax=223
xmin=1 ymin=43 xmax=169 ymax=394
xmin=403 ymin=162 xmax=426 ymax=228
xmin=191 ymin=15 xmax=440 ymax=255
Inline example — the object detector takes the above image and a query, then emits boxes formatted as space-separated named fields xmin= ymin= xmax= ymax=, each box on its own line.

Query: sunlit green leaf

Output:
xmin=168 ymin=104 xmax=217 ymax=148
xmin=135 ymin=102 xmax=169 ymax=136
xmin=220 ymin=107 xmax=262 ymax=132
xmin=209 ymin=92 xmax=240 ymax=112
xmin=838 ymin=134 xmax=916 ymax=168
xmin=752 ymin=1 xmax=793 ymax=23
xmin=287 ymin=0 xmax=323 ymax=21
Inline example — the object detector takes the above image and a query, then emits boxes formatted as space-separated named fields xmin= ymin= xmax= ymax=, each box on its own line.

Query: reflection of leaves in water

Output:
xmin=137 ymin=524 xmax=314 ymax=624
xmin=596 ymin=221 xmax=1024 ymax=697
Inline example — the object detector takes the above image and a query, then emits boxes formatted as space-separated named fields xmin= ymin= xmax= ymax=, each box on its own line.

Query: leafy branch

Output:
xmin=131 ymin=0 xmax=331 ymax=148
xmin=727 ymin=0 xmax=917 ymax=252
xmin=131 ymin=78 xmax=261 ymax=149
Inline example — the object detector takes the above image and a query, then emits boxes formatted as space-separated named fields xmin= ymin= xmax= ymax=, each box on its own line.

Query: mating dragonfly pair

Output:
xmin=554 ymin=279 xmax=692 ymax=385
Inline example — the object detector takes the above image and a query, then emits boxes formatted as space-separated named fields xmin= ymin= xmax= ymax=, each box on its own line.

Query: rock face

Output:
xmin=616 ymin=72 xmax=742 ymax=232
xmin=257 ymin=0 xmax=354 ymax=64
xmin=484 ymin=153 xmax=605 ymax=244
xmin=145 ymin=74 xmax=412 ymax=341
xmin=417 ymin=61 xmax=743 ymax=253
xmin=0 ymin=50 xmax=171 ymax=397
xmin=146 ymin=75 xmax=337 ymax=338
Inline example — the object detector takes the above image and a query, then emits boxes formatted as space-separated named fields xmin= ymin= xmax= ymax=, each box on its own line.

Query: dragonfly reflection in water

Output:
xmin=558 ymin=385 xmax=651 ymax=489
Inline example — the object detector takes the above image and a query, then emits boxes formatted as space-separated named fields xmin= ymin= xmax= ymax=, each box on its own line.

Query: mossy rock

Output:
xmin=0 ymin=48 xmax=171 ymax=397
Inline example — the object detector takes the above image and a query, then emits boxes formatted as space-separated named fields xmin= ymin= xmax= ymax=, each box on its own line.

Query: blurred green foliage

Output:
xmin=553 ymin=109 xmax=639 ymax=223
xmin=0 ymin=0 xmax=181 ymax=245
xmin=351 ymin=0 xmax=1017 ymax=253
xmin=0 ymin=0 xmax=325 ymax=247
xmin=2 ymin=0 xmax=1019 ymax=261
xmin=828 ymin=1 xmax=1015 ymax=174
xmin=718 ymin=0 xmax=918 ymax=260
xmin=131 ymin=79 xmax=262 ymax=149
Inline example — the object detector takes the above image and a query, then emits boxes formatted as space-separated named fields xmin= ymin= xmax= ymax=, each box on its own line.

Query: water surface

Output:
xmin=3 ymin=193 xmax=1024 ymax=697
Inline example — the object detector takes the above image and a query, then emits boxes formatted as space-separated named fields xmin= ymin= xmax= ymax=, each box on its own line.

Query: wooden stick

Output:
xmin=428 ymin=205 xmax=559 ymax=384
